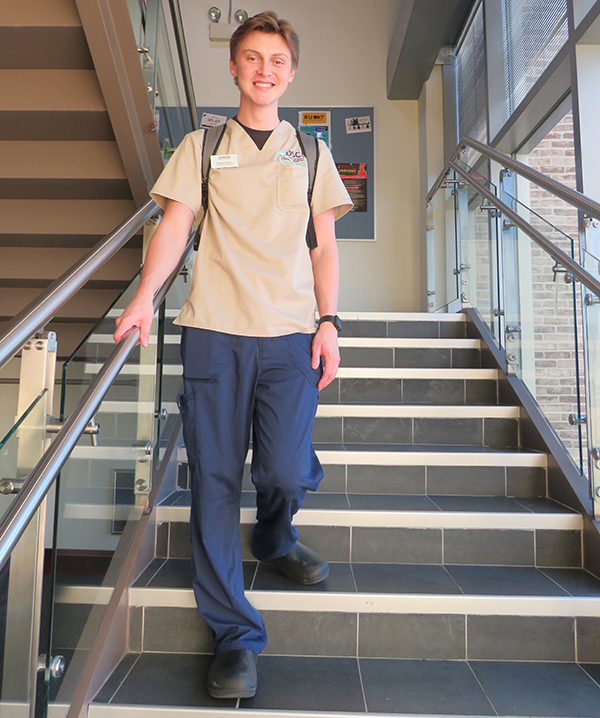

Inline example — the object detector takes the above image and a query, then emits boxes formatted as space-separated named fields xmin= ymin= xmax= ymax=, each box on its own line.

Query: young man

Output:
xmin=114 ymin=11 xmax=352 ymax=699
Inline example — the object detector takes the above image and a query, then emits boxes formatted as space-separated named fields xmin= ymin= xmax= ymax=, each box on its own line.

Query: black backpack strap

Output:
xmin=193 ymin=123 xmax=228 ymax=250
xmin=296 ymin=130 xmax=320 ymax=250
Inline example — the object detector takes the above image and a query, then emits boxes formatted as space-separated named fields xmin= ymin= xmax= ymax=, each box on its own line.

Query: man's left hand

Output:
xmin=311 ymin=322 xmax=340 ymax=391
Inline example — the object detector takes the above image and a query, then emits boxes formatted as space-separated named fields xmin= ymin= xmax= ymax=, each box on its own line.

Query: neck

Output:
xmin=236 ymin=100 xmax=280 ymax=130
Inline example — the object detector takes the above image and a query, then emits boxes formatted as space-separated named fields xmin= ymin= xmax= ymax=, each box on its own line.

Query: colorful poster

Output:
xmin=336 ymin=163 xmax=368 ymax=212
xmin=298 ymin=111 xmax=331 ymax=148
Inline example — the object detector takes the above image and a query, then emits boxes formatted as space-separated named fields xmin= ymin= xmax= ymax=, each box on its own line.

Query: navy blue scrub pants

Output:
xmin=178 ymin=327 xmax=323 ymax=656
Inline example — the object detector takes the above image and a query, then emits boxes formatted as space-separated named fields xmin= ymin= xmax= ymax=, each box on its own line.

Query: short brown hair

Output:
xmin=230 ymin=11 xmax=299 ymax=70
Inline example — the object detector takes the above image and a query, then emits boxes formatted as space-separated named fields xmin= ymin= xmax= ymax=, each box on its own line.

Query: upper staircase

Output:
xmin=0 ymin=0 xmax=159 ymax=359
xmin=51 ymin=312 xmax=600 ymax=717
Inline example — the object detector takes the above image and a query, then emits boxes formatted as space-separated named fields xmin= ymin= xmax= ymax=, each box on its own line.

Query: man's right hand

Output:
xmin=112 ymin=199 xmax=195 ymax=347
xmin=113 ymin=293 xmax=155 ymax=347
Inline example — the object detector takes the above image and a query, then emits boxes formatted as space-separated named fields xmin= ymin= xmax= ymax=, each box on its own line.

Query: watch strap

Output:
xmin=317 ymin=315 xmax=342 ymax=332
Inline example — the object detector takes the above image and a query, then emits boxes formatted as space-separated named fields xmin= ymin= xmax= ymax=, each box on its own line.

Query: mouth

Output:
xmin=253 ymin=81 xmax=275 ymax=88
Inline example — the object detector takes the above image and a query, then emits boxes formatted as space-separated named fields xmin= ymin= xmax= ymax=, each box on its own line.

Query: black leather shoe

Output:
xmin=207 ymin=649 xmax=258 ymax=699
xmin=271 ymin=541 xmax=329 ymax=585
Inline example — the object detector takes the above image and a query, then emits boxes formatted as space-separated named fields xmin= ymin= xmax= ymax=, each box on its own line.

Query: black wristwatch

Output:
xmin=317 ymin=315 xmax=342 ymax=332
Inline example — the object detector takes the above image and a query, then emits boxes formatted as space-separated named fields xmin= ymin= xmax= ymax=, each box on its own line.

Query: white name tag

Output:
xmin=211 ymin=154 xmax=238 ymax=169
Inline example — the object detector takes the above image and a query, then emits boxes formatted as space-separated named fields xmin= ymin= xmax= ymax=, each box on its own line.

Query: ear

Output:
xmin=229 ymin=58 xmax=237 ymax=78
xmin=287 ymin=68 xmax=295 ymax=84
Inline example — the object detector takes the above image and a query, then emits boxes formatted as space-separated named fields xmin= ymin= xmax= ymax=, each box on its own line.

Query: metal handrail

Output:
xmin=448 ymin=160 xmax=600 ymax=297
xmin=0 ymin=237 xmax=194 ymax=572
xmin=427 ymin=136 xmax=600 ymax=221
xmin=0 ymin=200 xmax=159 ymax=372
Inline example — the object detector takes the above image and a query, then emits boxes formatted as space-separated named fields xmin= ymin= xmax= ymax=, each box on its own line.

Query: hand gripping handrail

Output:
xmin=427 ymin=136 xmax=600 ymax=222
xmin=0 ymin=200 xmax=159 ymax=372
xmin=0 ymin=237 xmax=194 ymax=571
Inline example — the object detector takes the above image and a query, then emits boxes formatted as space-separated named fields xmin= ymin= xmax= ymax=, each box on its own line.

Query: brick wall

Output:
xmin=526 ymin=111 xmax=586 ymax=467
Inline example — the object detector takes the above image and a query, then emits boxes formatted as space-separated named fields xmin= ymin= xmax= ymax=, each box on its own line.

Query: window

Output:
xmin=502 ymin=0 xmax=568 ymax=117
xmin=457 ymin=3 xmax=488 ymax=159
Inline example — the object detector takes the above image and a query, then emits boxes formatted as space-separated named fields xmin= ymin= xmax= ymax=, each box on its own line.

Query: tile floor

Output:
xmin=93 ymin=652 xmax=600 ymax=716
xmin=132 ymin=556 xmax=600 ymax=597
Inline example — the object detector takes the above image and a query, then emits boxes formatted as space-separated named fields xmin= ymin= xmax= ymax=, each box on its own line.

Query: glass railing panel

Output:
xmin=48 ymin=251 xmax=191 ymax=704
xmin=50 ymin=286 xmax=161 ymax=705
xmin=0 ymin=389 xmax=49 ymax=716
xmin=454 ymin=177 xmax=502 ymax=342
xmin=154 ymin=0 xmax=189 ymax=155
xmin=126 ymin=0 xmax=145 ymax=47
xmin=582 ymin=247 xmax=600 ymax=507
xmin=155 ymin=267 xmax=187 ymax=463
xmin=501 ymin=190 xmax=585 ymax=472
xmin=0 ymin=389 xmax=48 ymax=520
xmin=427 ymin=183 xmax=460 ymax=311
xmin=0 ymin=358 xmax=21 ymax=449
xmin=133 ymin=0 xmax=190 ymax=159
xmin=60 ymin=270 xmax=141 ymax=422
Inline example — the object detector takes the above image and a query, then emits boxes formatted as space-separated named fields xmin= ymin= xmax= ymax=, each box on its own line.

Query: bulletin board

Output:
xmin=195 ymin=106 xmax=375 ymax=241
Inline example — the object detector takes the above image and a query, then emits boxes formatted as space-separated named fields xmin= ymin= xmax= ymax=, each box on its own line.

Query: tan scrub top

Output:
xmin=150 ymin=119 xmax=353 ymax=337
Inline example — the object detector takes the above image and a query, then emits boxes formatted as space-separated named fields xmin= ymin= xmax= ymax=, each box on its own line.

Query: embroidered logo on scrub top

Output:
xmin=278 ymin=150 xmax=307 ymax=167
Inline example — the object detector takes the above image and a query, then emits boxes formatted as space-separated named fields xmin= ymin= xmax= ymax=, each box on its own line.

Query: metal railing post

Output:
xmin=2 ymin=332 xmax=56 ymax=716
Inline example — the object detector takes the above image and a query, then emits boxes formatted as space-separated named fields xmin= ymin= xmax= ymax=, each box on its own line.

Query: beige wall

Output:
xmin=179 ymin=0 xmax=423 ymax=311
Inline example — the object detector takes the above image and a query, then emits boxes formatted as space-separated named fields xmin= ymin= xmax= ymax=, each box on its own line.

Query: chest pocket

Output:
xmin=276 ymin=164 xmax=309 ymax=213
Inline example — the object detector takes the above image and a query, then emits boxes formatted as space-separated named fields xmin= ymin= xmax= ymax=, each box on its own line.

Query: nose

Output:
xmin=257 ymin=61 xmax=270 ymax=76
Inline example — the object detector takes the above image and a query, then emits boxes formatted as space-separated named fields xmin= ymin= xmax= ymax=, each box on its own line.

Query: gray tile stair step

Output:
xmin=132 ymin=558 xmax=599 ymax=597
xmin=312 ymin=414 xmax=518 ymax=447
xmin=98 ymin=310 xmax=467 ymax=339
xmin=84 ymin=333 xmax=482 ymax=368
xmin=87 ymin=653 xmax=600 ymax=717
xmin=53 ymin=564 xmax=600 ymax=662
xmin=92 ymin=405 xmax=521 ymax=448
xmin=168 ymin=446 xmax=548 ymax=498
xmin=154 ymin=492 xmax=582 ymax=569
xmin=159 ymin=489 xmax=572 ymax=517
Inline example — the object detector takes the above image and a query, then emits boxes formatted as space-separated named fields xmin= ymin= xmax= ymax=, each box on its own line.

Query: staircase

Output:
xmin=0 ymin=0 xmax=157 ymax=360
xmin=53 ymin=312 xmax=600 ymax=717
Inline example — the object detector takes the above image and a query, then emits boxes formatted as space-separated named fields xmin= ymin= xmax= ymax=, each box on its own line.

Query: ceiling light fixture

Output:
xmin=208 ymin=4 xmax=248 ymax=41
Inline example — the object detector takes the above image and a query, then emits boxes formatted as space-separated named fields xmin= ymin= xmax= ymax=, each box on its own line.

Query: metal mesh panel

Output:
xmin=457 ymin=4 xmax=488 ymax=150
xmin=503 ymin=0 xmax=568 ymax=116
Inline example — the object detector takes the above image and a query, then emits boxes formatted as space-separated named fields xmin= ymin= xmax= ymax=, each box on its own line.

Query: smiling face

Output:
xmin=230 ymin=31 xmax=295 ymax=114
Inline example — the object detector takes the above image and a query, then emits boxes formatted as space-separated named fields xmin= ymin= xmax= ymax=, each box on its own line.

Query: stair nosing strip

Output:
xmin=313 ymin=450 xmax=547 ymax=467
xmin=173 ymin=447 xmax=548 ymax=468
xmin=82 ymin=364 xmax=498 ymax=379
xmin=315 ymin=405 xmax=519 ymax=418
xmin=124 ymin=587 xmax=600 ymax=617
xmin=153 ymin=505 xmax=581 ymax=530
xmin=71 ymin=446 xmax=545 ymax=464
xmin=105 ymin=309 xmax=466 ymax=321
xmin=87 ymin=333 xmax=480 ymax=349
xmin=89 ymin=705 xmax=381 ymax=718
xmin=337 ymin=311 xmax=465 ymax=321
xmin=94 ymin=402 xmax=517 ymax=418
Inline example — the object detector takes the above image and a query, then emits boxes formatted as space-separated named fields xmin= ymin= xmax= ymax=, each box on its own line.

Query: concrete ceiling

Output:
xmin=387 ymin=0 xmax=476 ymax=100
